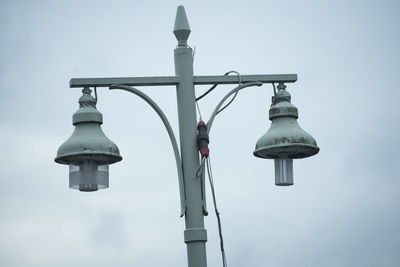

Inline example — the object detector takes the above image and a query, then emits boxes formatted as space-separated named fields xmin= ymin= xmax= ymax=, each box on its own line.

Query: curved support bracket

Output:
xmin=206 ymin=81 xmax=263 ymax=134
xmin=109 ymin=84 xmax=186 ymax=217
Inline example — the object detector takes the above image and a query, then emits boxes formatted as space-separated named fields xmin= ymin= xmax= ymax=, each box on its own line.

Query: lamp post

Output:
xmin=55 ymin=5 xmax=319 ymax=267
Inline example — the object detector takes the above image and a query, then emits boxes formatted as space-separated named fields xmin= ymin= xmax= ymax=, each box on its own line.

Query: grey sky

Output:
xmin=0 ymin=0 xmax=399 ymax=266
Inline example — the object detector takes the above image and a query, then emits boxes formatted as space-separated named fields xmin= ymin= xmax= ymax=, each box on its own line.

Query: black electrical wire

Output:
xmin=194 ymin=95 xmax=228 ymax=267
xmin=196 ymin=84 xmax=218 ymax=101
xmin=206 ymin=157 xmax=228 ymax=267
xmin=195 ymin=71 xmax=241 ymax=102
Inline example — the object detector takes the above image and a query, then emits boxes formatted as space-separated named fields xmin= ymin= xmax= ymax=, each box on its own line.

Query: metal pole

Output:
xmin=174 ymin=6 xmax=208 ymax=267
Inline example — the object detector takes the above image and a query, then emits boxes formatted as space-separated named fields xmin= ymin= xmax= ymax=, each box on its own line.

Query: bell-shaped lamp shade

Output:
xmin=254 ymin=84 xmax=319 ymax=186
xmin=55 ymin=88 xmax=122 ymax=192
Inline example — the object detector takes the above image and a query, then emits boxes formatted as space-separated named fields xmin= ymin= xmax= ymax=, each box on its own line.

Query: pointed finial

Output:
xmin=173 ymin=5 xmax=191 ymax=46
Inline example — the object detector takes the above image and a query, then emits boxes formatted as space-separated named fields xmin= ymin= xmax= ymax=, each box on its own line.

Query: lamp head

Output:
xmin=55 ymin=87 xmax=122 ymax=191
xmin=254 ymin=83 xmax=319 ymax=185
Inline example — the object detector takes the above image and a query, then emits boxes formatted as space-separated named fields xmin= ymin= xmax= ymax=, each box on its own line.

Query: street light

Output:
xmin=55 ymin=5 xmax=318 ymax=267
xmin=254 ymin=83 xmax=319 ymax=185
xmin=55 ymin=87 xmax=122 ymax=191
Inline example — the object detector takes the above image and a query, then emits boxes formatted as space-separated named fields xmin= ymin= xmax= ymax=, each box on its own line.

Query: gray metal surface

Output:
xmin=69 ymin=74 xmax=297 ymax=88
xmin=55 ymin=88 xmax=122 ymax=165
xmin=193 ymin=74 xmax=297 ymax=84
xmin=174 ymin=6 xmax=208 ymax=267
xmin=70 ymin=76 xmax=180 ymax=88
xmin=254 ymin=84 xmax=319 ymax=186
xmin=254 ymin=85 xmax=319 ymax=159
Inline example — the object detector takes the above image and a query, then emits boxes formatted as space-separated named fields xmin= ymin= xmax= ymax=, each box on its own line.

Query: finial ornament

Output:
xmin=173 ymin=5 xmax=191 ymax=46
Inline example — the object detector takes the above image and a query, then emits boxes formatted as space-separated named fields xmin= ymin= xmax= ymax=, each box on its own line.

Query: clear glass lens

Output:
xmin=274 ymin=158 xmax=293 ymax=186
xmin=69 ymin=160 xmax=109 ymax=191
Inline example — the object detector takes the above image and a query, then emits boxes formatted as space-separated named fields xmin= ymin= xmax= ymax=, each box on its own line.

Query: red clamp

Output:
xmin=197 ymin=121 xmax=210 ymax=158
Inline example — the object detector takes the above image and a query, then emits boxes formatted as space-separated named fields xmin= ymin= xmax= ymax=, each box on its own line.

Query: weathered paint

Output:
xmin=55 ymin=87 xmax=122 ymax=165
xmin=254 ymin=85 xmax=319 ymax=159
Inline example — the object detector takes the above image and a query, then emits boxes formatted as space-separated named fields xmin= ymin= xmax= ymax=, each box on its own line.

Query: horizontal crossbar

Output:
xmin=70 ymin=74 xmax=297 ymax=88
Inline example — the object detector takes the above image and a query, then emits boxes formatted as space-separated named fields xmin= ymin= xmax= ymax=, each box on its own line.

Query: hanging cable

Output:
xmin=194 ymin=102 xmax=228 ymax=267
xmin=196 ymin=100 xmax=203 ymax=121
xmin=196 ymin=156 xmax=206 ymax=177
xmin=196 ymin=83 xmax=218 ymax=101
xmin=206 ymin=156 xmax=228 ymax=267
xmin=195 ymin=71 xmax=241 ymax=102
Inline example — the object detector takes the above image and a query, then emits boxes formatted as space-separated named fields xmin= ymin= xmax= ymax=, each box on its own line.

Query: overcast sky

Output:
xmin=1 ymin=0 xmax=399 ymax=266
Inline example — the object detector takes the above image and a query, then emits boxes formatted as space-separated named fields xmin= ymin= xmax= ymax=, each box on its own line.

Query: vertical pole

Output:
xmin=173 ymin=6 xmax=208 ymax=267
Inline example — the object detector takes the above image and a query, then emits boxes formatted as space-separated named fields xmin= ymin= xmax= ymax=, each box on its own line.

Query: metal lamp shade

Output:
xmin=254 ymin=85 xmax=319 ymax=185
xmin=55 ymin=88 xmax=122 ymax=191
xmin=253 ymin=113 xmax=319 ymax=159
xmin=55 ymin=122 xmax=122 ymax=165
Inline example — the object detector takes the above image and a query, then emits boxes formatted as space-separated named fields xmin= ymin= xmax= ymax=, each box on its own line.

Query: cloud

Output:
xmin=1 ymin=1 xmax=399 ymax=266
